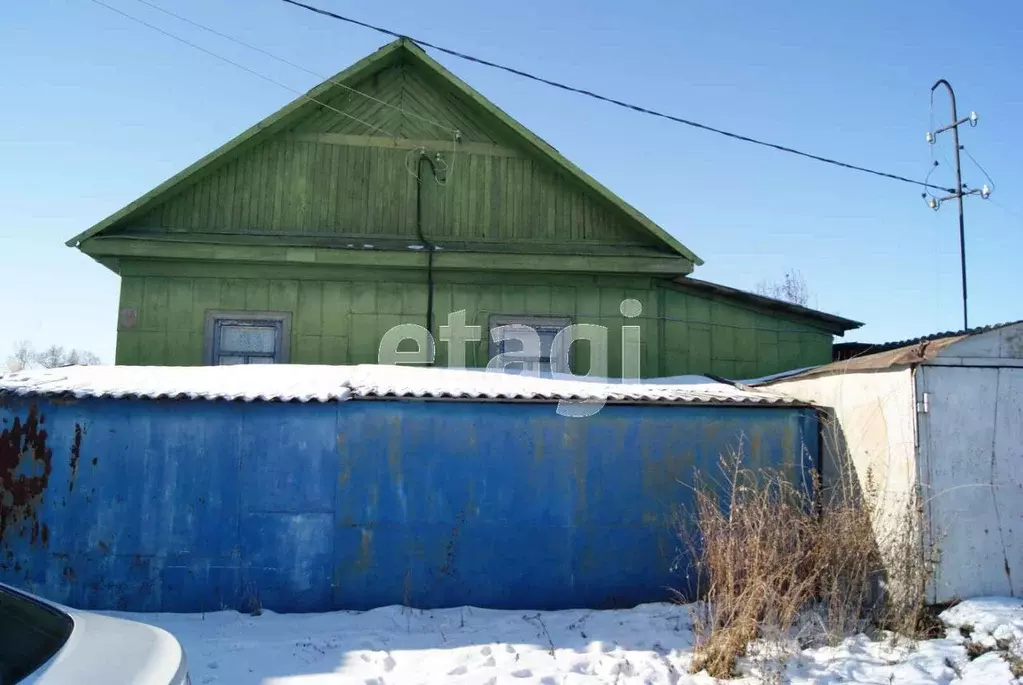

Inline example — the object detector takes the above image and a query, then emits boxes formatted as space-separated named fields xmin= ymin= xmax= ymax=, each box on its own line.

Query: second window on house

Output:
xmin=204 ymin=311 xmax=292 ymax=365
xmin=488 ymin=315 xmax=572 ymax=376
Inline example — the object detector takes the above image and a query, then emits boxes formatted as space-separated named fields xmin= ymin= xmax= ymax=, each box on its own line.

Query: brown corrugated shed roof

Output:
xmin=755 ymin=320 xmax=1023 ymax=385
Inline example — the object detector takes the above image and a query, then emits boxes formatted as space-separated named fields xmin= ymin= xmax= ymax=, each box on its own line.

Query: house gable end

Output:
xmin=70 ymin=39 xmax=699 ymax=265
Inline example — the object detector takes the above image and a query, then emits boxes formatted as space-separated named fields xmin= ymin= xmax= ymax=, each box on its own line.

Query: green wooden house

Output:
xmin=67 ymin=38 xmax=859 ymax=378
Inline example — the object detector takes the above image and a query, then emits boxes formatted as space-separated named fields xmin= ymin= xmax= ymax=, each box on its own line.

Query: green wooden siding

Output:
xmin=659 ymin=286 xmax=832 ymax=379
xmin=117 ymin=58 xmax=663 ymax=252
xmin=126 ymin=140 xmax=655 ymax=249
xmin=288 ymin=62 xmax=511 ymax=143
xmin=115 ymin=263 xmax=833 ymax=378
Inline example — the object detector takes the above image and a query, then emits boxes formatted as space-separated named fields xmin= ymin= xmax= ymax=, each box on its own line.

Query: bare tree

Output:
xmin=5 ymin=342 xmax=102 ymax=372
xmin=35 ymin=345 xmax=67 ymax=370
xmin=755 ymin=269 xmax=810 ymax=307
xmin=6 ymin=341 xmax=35 ymax=372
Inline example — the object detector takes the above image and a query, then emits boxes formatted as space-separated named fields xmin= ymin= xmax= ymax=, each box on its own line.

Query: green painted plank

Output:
xmin=165 ymin=332 xmax=193 ymax=365
xmin=350 ymin=281 xmax=377 ymax=314
xmin=255 ymin=144 xmax=272 ymax=230
xmin=187 ymin=332 xmax=205 ymax=365
xmin=294 ymin=334 xmax=321 ymax=363
xmin=490 ymin=156 xmax=505 ymax=238
xmin=233 ymin=146 xmax=252 ymax=230
xmin=500 ymin=285 xmax=527 ymax=314
xmin=401 ymin=282 xmax=428 ymax=316
xmin=268 ymin=279 xmax=300 ymax=313
xmin=349 ymin=313 xmax=379 ymax=363
xmin=549 ymin=287 xmax=576 ymax=317
xmin=688 ymin=325 xmax=712 ymax=374
xmin=320 ymin=335 xmax=349 ymax=364
xmin=221 ymin=158 xmax=238 ymax=231
xmin=664 ymin=320 xmax=688 ymax=350
xmin=208 ymin=162 xmax=224 ymax=231
xmin=295 ymin=141 xmax=311 ymax=230
xmin=478 ymin=154 xmax=492 ymax=239
xmin=321 ymin=282 xmax=352 ymax=337
xmin=308 ymin=142 xmax=325 ymax=232
xmin=117 ymin=277 xmax=145 ymax=331
xmin=664 ymin=349 xmax=689 ymax=376
xmin=449 ymin=284 xmax=479 ymax=324
xmin=687 ymin=296 xmax=711 ymax=327
xmin=245 ymin=281 xmax=270 ymax=311
xmin=349 ymin=146 xmax=367 ymax=233
xmin=711 ymin=359 xmax=737 ymax=379
xmin=137 ymin=331 xmax=167 ymax=365
xmin=574 ymin=289 xmax=600 ymax=317
xmin=296 ymin=281 xmax=324 ymax=336
xmin=116 ymin=331 xmax=141 ymax=365
xmin=142 ymin=277 xmax=170 ymax=331
xmin=376 ymin=282 xmax=403 ymax=315
xmin=270 ymin=140 xmax=288 ymax=233
xmin=325 ymin=143 xmax=340 ymax=232
xmin=219 ymin=279 xmax=247 ymax=310
xmin=190 ymin=278 xmax=221 ymax=326
xmin=167 ymin=280 xmax=194 ymax=331
xmin=524 ymin=286 xmax=551 ymax=314
xmin=430 ymin=284 xmax=454 ymax=334
xmin=736 ymin=360 xmax=759 ymax=380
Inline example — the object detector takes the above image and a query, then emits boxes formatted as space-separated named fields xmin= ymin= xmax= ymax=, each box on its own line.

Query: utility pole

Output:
xmin=925 ymin=79 xmax=990 ymax=331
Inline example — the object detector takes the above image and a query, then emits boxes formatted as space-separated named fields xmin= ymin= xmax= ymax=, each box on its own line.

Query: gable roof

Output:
xmin=66 ymin=38 xmax=701 ymax=264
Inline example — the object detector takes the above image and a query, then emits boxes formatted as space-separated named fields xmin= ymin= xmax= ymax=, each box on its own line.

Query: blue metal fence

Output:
xmin=0 ymin=397 xmax=817 ymax=612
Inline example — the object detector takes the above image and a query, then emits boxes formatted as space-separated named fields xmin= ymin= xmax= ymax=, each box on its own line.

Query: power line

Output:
xmin=89 ymin=0 xmax=393 ymax=137
xmin=126 ymin=0 xmax=457 ymax=136
xmin=279 ymin=0 xmax=956 ymax=194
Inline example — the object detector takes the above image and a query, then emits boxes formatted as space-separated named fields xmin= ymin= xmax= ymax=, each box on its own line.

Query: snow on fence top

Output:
xmin=0 ymin=364 xmax=803 ymax=406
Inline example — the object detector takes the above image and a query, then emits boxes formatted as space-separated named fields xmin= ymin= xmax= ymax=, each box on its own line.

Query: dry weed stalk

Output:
xmin=678 ymin=446 xmax=931 ymax=679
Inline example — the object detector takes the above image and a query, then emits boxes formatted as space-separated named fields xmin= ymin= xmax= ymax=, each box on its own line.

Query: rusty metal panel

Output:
xmin=0 ymin=396 xmax=817 ymax=612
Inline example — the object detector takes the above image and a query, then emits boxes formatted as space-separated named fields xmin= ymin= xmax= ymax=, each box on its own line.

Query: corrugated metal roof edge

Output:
xmin=831 ymin=319 xmax=1023 ymax=359
xmin=0 ymin=380 xmax=808 ymax=408
xmin=0 ymin=388 xmax=807 ymax=407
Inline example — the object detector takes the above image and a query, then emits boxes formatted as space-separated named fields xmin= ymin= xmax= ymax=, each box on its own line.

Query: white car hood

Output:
xmin=25 ymin=609 xmax=187 ymax=685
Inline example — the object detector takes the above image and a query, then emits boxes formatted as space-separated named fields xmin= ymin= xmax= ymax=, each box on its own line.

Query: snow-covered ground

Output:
xmin=113 ymin=598 xmax=1023 ymax=684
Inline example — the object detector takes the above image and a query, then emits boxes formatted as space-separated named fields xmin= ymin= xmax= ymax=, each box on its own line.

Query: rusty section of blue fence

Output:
xmin=0 ymin=397 xmax=817 ymax=612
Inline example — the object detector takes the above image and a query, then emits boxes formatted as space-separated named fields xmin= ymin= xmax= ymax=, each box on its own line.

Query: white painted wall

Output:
xmin=770 ymin=368 xmax=921 ymax=595
xmin=919 ymin=364 xmax=1023 ymax=602
xmin=770 ymin=368 xmax=917 ymax=505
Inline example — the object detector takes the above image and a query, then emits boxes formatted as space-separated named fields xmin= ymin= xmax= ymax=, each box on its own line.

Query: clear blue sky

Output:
xmin=2 ymin=0 xmax=1021 ymax=362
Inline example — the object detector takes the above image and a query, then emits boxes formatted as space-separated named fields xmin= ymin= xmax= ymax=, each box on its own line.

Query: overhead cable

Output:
xmin=90 ymin=0 xmax=393 ymax=137
xmin=279 ymin=0 xmax=956 ymax=194
xmin=127 ymin=0 xmax=457 ymax=135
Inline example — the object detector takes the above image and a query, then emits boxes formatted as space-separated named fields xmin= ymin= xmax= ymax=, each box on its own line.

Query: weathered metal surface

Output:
xmin=0 ymin=397 xmax=817 ymax=612
xmin=918 ymin=366 xmax=1023 ymax=601
xmin=0 ymin=404 xmax=53 ymax=553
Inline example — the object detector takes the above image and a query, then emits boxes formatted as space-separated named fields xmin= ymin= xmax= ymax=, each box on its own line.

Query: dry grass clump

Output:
xmin=678 ymin=450 xmax=931 ymax=679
